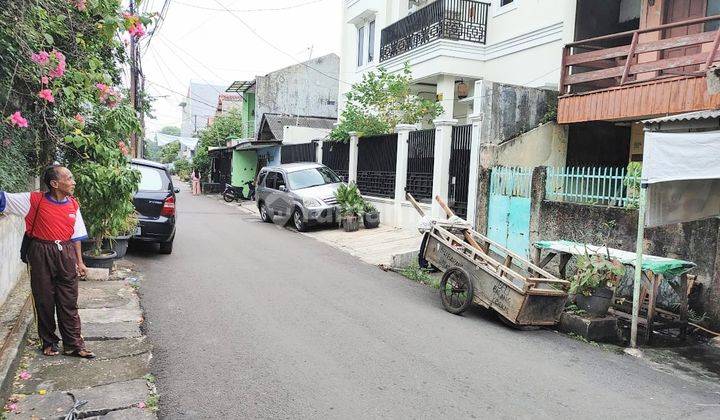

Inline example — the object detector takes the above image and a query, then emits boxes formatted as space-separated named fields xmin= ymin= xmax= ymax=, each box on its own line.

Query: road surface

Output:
xmin=132 ymin=184 xmax=719 ymax=419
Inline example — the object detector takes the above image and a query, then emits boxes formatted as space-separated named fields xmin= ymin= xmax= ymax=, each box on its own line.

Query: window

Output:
xmin=132 ymin=165 xmax=168 ymax=191
xmin=287 ymin=167 xmax=341 ymax=190
xmin=357 ymin=26 xmax=365 ymax=67
xmin=257 ymin=171 xmax=267 ymax=187
xmin=276 ymin=172 xmax=287 ymax=190
xmin=500 ymin=0 xmax=513 ymax=5
xmin=265 ymin=172 xmax=277 ymax=189
xmin=494 ymin=0 xmax=517 ymax=16
xmin=367 ymin=20 xmax=376 ymax=63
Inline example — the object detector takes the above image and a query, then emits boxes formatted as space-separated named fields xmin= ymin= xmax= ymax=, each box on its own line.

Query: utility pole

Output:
xmin=129 ymin=0 xmax=141 ymax=158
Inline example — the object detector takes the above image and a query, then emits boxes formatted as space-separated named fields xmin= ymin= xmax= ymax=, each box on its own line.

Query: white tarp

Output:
xmin=643 ymin=131 xmax=720 ymax=227
xmin=155 ymin=133 xmax=199 ymax=150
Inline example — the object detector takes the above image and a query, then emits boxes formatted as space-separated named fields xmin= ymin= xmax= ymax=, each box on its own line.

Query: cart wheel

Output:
xmin=440 ymin=267 xmax=474 ymax=315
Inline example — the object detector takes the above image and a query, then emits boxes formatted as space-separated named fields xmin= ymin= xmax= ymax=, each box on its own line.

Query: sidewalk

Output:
xmin=219 ymin=196 xmax=422 ymax=266
xmin=3 ymin=260 xmax=156 ymax=419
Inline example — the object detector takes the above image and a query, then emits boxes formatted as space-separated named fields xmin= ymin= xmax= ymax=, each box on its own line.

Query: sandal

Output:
xmin=65 ymin=348 xmax=96 ymax=359
xmin=42 ymin=343 xmax=60 ymax=356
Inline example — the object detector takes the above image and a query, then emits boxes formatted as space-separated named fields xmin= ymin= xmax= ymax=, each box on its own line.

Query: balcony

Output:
xmin=558 ymin=15 xmax=720 ymax=124
xmin=379 ymin=0 xmax=489 ymax=63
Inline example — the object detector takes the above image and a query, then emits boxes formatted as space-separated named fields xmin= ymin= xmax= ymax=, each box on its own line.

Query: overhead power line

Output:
xmin=210 ymin=0 xmax=351 ymax=86
xmin=173 ymin=0 xmax=324 ymax=12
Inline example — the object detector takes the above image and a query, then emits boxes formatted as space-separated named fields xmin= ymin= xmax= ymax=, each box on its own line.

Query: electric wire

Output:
xmin=173 ymin=0 xmax=325 ymax=13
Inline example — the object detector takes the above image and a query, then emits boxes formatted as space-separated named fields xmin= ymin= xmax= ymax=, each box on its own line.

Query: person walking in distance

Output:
xmin=0 ymin=165 xmax=95 ymax=358
xmin=191 ymin=169 xmax=201 ymax=195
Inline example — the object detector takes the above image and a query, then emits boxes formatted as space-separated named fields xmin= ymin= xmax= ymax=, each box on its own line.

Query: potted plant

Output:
xmin=363 ymin=201 xmax=380 ymax=229
xmin=569 ymin=252 xmax=626 ymax=317
xmin=335 ymin=183 xmax=365 ymax=232
xmin=102 ymin=213 xmax=138 ymax=259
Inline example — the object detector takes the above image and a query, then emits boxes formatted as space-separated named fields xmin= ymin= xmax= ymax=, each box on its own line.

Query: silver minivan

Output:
xmin=256 ymin=163 xmax=343 ymax=231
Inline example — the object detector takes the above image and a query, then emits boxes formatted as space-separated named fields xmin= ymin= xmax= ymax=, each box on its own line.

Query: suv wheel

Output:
xmin=293 ymin=208 xmax=307 ymax=232
xmin=158 ymin=240 xmax=173 ymax=255
xmin=260 ymin=202 xmax=272 ymax=223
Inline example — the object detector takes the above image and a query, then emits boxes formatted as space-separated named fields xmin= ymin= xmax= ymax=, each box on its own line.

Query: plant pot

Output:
xmin=363 ymin=211 xmax=380 ymax=229
xmin=575 ymin=287 xmax=614 ymax=317
xmin=342 ymin=215 xmax=360 ymax=232
xmin=82 ymin=250 xmax=117 ymax=270
xmin=81 ymin=238 xmax=97 ymax=253
xmin=102 ymin=235 xmax=131 ymax=259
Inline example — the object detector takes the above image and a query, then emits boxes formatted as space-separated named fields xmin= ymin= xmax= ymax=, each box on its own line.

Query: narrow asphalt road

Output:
xmin=131 ymin=183 xmax=719 ymax=419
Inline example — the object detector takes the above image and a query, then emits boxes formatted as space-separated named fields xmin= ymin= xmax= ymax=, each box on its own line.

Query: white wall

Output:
xmin=282 ymin=126 xmax=332 ymax=145
xmin=364 ymin=196 xmax=430 ymax=231
xmin=0 ymin=215 xmax=25 ymax=307
xmin=339 ymin=0 xmax=578 ymax=113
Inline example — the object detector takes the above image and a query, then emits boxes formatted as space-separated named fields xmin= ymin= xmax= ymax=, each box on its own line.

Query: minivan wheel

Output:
xmin=260 ymin=202 xmax=272 ymax=223
xmin=158 ymin=240 xmax=173 ymax=255
xmin=293 ymin=208 xmax=308 ymax=232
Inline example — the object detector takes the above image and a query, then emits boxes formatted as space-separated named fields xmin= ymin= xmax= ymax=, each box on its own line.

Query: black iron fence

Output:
xmin=281 ymin=142 xmax=316 ymax=164
xmin=450 ymin=124 xmax=472 ymax=218
xmin=357 ymin=134 xmax=397 ymax=198
xmin=380 ymin=0 xmax=489 ymax=62
xmin=406 ymin=129 xmax=435 ymax=203
xmin=321 ymin=141 xmax=350 ymax=182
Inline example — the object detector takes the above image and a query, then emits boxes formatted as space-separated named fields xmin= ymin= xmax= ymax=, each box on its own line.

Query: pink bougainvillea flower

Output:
xmin=48 ymin=50 xmax=66 ymax=79
xmin=41 ymin=76 xmax=49 ymax=85
xmin=31 ymin=51 xmax=50 ymax=66
xmin=38 ymin=89 xmax=55 ymax=103
xmin=74 ymin=114 xmax=85 ymax=124
xmin=9 ymin=111 xmax=28 ymax=128
xmin=19 ymin=371 xmax=31 ymax=380
xmin=122 ymin=11 xmax=132 ymax=19
xmin=74 ymin=0 xmax=87 ymax=11
xmin=128 ymin=23 xmax=146 ymax=38
xmin=5 ymin=403 xmax=17 ymax=412
xmin=137 ymin=402 xmax=146 ymax=409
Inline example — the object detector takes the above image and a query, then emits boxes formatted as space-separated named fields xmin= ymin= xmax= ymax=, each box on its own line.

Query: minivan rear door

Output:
xmin=132 ymin=164 xmax=173 ymax=220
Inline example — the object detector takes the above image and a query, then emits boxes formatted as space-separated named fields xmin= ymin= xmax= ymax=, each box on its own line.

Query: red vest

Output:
xmin=25 ymin=192 xmax=79 ymax=242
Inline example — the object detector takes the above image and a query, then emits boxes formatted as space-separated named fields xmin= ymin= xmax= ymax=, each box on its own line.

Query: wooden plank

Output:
xmin=565 ymin=51 xmax=710 ymax=86
xmin=565 ymin=31 xmax=717 ymax=66
xmin=620 ymin=32 xmax=639 ymax=85
xmin=705 ymin=29 xmax=720 ymax=69
xmin=679 ymin=273 xmax=690 ymax=338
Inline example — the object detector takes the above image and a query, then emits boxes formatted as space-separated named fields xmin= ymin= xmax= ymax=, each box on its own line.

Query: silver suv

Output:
xmin=256 ymin=163 xmax=343 ymax=231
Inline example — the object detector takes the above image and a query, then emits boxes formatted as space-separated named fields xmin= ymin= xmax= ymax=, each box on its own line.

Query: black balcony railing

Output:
xmin=380 ymin=0 xmax=489 ymax=62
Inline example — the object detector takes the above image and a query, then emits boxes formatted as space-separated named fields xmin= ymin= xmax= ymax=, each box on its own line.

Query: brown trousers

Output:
xmin=28 ymin=240 xmax=84 ymax=351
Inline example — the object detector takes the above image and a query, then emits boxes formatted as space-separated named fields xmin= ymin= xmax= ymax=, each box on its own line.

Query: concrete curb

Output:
xmin=0 ymin=273 xmax=34 ymax=404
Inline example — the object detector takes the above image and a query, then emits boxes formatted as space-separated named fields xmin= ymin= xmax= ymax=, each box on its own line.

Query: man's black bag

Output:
xmin=20 ymin=195 xmax=41 ymax=263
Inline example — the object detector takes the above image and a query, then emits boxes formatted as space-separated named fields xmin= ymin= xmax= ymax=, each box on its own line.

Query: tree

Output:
xmin=193 ymin=109 xmax=245 ymax=176
xmin=160 ymin=126 xmax=181 ymax=136
xmin=330 ymin=64 xmax=443 ymax=142
xmin=160 ymin=141 xmax=181 ymax=164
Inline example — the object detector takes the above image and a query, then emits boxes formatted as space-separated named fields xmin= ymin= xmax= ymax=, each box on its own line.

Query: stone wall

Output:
xmin=0 ymin=215 xmax=25 ymax=307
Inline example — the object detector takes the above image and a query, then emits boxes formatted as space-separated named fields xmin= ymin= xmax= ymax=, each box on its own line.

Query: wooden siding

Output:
xmin=558 ymin=75 xmax=720 ymax=124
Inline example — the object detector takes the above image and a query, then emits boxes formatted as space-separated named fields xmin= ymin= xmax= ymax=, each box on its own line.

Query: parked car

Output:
xmin=130 ymin=159 xmax=178 ymax=254
xmin=256 ymin=163 xmax=342 ymax=232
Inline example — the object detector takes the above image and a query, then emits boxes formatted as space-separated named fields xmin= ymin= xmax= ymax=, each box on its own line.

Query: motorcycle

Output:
xmin=223 ymin=180 xmax=255 ymax=202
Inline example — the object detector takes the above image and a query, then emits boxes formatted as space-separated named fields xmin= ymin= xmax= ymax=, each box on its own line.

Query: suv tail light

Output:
xmin=160 ymin=196 xmax=175 ymax=217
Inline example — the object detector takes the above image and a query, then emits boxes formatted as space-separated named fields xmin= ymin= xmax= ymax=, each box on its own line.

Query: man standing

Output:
xmin=0 ymin=165 xmax=95 ymax=358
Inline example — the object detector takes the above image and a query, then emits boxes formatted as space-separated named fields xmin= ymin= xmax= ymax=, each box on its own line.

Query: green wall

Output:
xmin=243 ymin=93 xmax=256 ymax=138
xmin=231 ymin=150 xmax=258 ymax=195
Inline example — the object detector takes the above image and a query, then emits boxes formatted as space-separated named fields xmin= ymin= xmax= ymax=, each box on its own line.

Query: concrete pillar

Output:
xmin=529 ymin=166 xmax=548 ymax=247
xmin=394 ymin=124 xmax=415 ymax=227
xmin=315 ymin=140 xmax=323 ymax=164
xmin=474 ymin=167 xmax=491 ymax=234
xmin=348 ymin=132 xmax=359 ymax=184
xmin=436 ymin=75 xmax=456 ymax=120
xmin=431 ymin=118 xmax=458 ymax=219
xmin=466 ymin=112 xmax=483 ymax=227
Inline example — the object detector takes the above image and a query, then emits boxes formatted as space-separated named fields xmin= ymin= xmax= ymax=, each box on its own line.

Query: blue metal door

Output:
xmin=487 ymin=167 xmax=532 ymax=257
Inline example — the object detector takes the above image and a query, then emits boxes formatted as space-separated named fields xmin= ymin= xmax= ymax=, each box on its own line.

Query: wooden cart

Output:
xmin=421 ymin=222 xmax=571 ymax=326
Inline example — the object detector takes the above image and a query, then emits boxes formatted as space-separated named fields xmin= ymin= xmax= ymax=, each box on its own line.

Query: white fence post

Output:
xmin=432 ymin=118 xmax=458 ymax=218
xmin=316 ymin=140 xmax=323 ymax=164
xmin=395 ymin=124 xmax=415 ymax=227
xmin=466 ymin=113 xmax=483 ymax=226
xmin=348 ymin=132 xmax=359 ymax=184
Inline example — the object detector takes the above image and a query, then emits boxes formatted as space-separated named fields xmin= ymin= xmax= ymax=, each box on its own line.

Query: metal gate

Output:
xmin=449 ymin=124 xmax=472 ymax=218
xmin=487 ymin=167 xmax=532 ymax=258
xmin=321 ymin=141 xmax=350 ymax=182
xmin=281 ymin=142 xmax=316 ymax=164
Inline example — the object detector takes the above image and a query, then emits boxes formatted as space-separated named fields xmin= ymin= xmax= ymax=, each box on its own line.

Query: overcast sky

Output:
xmin=138 ymin=0 xmax=342 ymax=138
